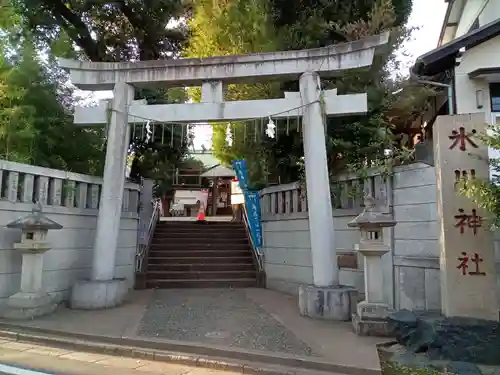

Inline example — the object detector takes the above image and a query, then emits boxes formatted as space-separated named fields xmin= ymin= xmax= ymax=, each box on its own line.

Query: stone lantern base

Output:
xmin=298 ymin=284 xmax=358 ymax=321
xmin=2 ymin=291 xmax=57 ymax=320
xmin=352 ymin=301 xmax=394 ymax=337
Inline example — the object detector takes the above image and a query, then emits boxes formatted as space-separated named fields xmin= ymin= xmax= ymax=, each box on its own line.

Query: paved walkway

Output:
xmin=0 ymin=289 xmax=387 ymax=372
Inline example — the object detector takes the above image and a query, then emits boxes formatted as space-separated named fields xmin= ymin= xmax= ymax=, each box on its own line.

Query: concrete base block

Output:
xmin=70 ymin=278 xmax=128 ymax=310
xmin=352 ymin=301 xmax=394 ymax=337
xmin=298 ymin=284 xmax=358 ymax=321
xmin=1 ymin=291 xmax=57 ymax=320
xmin=352 ymin=313 xmax=393 ymax=337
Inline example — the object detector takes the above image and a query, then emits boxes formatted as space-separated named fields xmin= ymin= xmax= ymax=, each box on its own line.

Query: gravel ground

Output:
xmin=137 ymin=289 xmax=315 ymax=356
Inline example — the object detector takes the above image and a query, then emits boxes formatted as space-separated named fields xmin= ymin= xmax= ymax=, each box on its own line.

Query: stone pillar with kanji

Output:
xmin=434 ymin=113 xmax=498 ymax=320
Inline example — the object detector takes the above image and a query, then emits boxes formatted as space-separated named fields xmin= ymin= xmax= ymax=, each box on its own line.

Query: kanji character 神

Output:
xmin=454 ymin=208 xmax=482 ymax=235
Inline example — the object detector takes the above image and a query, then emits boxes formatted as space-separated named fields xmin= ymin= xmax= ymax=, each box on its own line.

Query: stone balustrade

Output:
xmin=258 ymin=170 xmax=392 ymax=297
xmin=0 ymin=159 xmax=140 ymax=307
xmin=259 ymin=171 xmax=390 ymax=221
xmin=0 ymin=160 xmax=139 ymax=214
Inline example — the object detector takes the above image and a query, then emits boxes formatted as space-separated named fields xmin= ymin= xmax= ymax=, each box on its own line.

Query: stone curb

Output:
xmin=0 ymin=324 xmax=380 ymax=375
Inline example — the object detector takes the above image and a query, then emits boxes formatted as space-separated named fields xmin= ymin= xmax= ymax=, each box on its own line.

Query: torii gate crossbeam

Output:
xmin=75 ymin=90 xmax=367 ymax=126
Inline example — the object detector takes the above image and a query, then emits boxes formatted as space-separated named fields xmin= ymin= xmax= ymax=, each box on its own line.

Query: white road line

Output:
xmin=0 ymin=364 xmax=53 ymax=375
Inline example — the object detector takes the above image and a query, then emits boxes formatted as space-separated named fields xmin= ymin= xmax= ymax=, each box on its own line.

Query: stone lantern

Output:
xmin=348 ymin=195 xmax=396 ymax=336
xmin=2 ymin=203 xmax=63 ymax=320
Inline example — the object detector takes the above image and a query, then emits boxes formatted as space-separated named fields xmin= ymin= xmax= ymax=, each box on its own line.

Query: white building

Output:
xmin=412 ymin=0 xmax=500 ymax=125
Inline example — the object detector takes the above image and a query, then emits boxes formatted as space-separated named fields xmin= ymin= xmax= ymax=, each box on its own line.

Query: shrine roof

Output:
xmin=58 ymin=32 xmax=389 ymax=91
xmin=200 ymin=164 xmax=236 ymax=178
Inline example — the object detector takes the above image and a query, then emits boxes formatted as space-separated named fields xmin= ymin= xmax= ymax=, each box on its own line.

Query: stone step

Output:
xmin=155 ymin=227 xmax=246 ymax=232
xmin=151 ymin=237 xmax=249 ymax=244
xmin=147 ymin=256 xmax=254 ymax=264
xmin=145 ymin=278 xmax=259 ymax=289
xmin=156 ymin=223 xmax=245 ymax=229
xmin=147 ymin=263 xmax=256 ymax=271
xmin=148 ymin=249 xmax=252 ymax=258
xmin=150 ymin=243 xmax=251 ymax=251
xmin=154 ymin=227 xmax=247 ymax=232
xmin=153 ymin=231 xmax=247 ymax=238
xmin=147 ymin=221 xmax=258 ymax=289
xmin=146 ymin=270 xmax=257 ymax=280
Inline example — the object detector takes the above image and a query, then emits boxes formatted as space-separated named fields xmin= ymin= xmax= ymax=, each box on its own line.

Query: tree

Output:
xmin=8 ymin=0 xmax=189 ymax=61
xmin=0 ymin=35 xmax=105 ymax=174
xmin=323 ymin=0 xmax=435 ymax=175
xmin=460 ymin=124 xmax=500 ymax=228
xmin=5 ymin=0 xmax=195 ymax=195
xmin=128 ymin=123 xmax=194 ymax=197
xmin=271 ymin=0 xmax=411 ymax=49
xmin=185 ymin=0 xmax=421 ymax=187
xmin=184 ymin=0 xmax=283 ymax=187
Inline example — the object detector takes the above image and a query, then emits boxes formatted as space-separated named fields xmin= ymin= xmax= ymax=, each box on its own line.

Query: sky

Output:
xmin=397 ymin=0 xmax=448 ymax=69
xmin=78 ymin=0 xmax=449 ymax=150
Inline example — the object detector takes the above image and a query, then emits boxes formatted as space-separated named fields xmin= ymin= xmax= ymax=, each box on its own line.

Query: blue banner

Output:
xmin=232 ymin=160 xmax=249 ymax=190
xmin=244 ymin=191 xmax=262 ymax=249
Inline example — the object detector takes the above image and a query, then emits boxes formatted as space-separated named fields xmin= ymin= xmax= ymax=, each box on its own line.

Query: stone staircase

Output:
xmin=145 ymin=221 xmax=263 ymax=288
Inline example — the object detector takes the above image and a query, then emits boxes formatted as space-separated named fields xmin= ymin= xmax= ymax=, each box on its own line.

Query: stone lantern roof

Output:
xmin=6 ymin=202 xmax=63 ymax=231
xmin=348 ymin=196 xmax=396 ymax=229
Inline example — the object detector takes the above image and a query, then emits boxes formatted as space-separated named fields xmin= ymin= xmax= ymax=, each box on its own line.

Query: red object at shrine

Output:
xmin=454 ymin=208 xmax=482 ymax=235
xmin=449 ymin=127 xmax=478 ymax=151
xmin=457 ymin=251 xmax=486 ymax=276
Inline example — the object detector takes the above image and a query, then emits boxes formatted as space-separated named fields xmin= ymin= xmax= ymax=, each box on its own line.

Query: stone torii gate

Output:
xmin=60 ymin=33 xmax=389 ymax=319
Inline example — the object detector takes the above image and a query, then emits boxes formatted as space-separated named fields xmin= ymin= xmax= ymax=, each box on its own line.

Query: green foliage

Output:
xmin=185 ymin=0 xmax=286 ymax=187
xmin=128 ymin=122 xmax=194 ymax=196
xmin=271 ymin=0 xmax=412 ymax=48
xmin=4 ymin=0 xmax=195 ymax=194
xmin=0 ymin=35 xmax=105 ymax=174
xmin=4 ymin=0 xmax=427 ymax=195
xmin=127 ymin=86 xmax=193 ymax=196
xmin=383 ymin=362 xmax=446 ymax=375
xmin=185 ymin=0 xmax=279 ymax=58
xmin=8 ymin=0 xmax=188 ymax=61
xmin=186 ymin=0 xmax=417 ymax=187
xmin=459 ymin=123 xmax=500 ymax=229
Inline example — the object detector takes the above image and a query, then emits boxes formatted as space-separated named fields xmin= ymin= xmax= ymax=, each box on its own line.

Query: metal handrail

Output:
xmin=136 ymin=199 xmax=161 ymax=273
xmin=242 ymin=203 xmax=264 ymax=272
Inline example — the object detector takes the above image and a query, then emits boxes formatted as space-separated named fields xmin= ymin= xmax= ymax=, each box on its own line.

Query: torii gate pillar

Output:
xmin=70 ymin=82 xmax=135 ymax=310
xmin=300 ymin=72 xmax=337 ymax=286
xmin=297 ymin=71 xmax=357 ymax=321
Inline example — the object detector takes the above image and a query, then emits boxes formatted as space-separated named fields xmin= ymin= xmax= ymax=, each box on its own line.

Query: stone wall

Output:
xmin=392 ymin=162 xmax=500 ymax=311
xmin=259 ymin=163 xmax=437 ymax=309
xmin=262 ymin=215 xmax=312 ymax=295
xmin=0 ymin=160 xmax=140 ymax=306
xmin=260 ymin=161 xmax=500 ymax=312
xmin=260 ymin=171 xmax=390 ymax=298
xmin=392 ymin=163 xmax=440 ymax=311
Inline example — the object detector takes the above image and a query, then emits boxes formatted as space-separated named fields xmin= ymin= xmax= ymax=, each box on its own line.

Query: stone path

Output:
xmin=138 ymin=289 xmax=315 ymax=356
xmin=0 ymin=288 xmax=385 ymax=371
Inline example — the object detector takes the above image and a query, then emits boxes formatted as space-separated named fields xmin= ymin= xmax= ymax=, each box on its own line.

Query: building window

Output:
xmin=491 ymin=83 xmax=500 ymax=113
